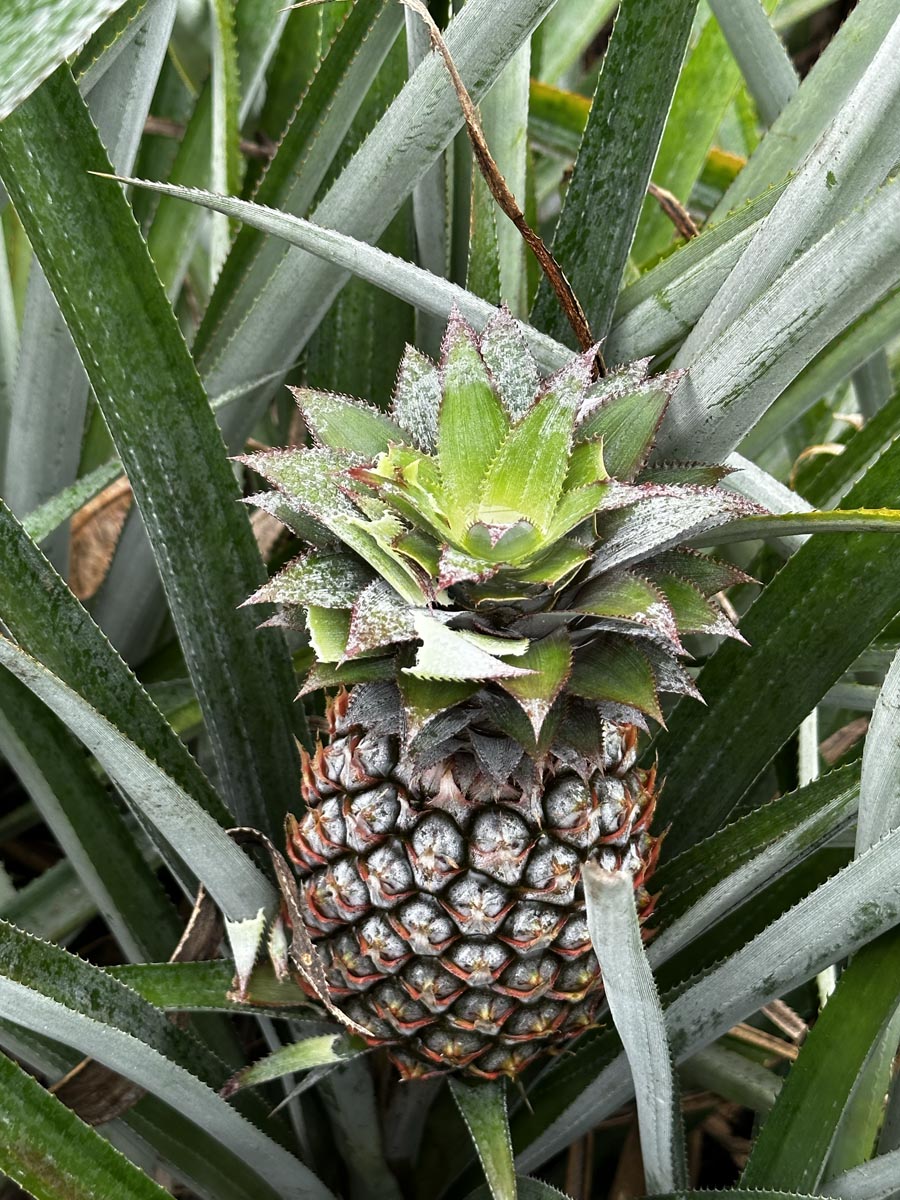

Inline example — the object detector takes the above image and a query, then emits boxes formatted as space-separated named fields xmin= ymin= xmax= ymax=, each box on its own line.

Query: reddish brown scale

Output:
xmin=283 ymin=692 xmax=661 ymax=1080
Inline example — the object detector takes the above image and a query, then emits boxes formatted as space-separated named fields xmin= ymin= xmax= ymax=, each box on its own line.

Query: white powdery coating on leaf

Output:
xmin=478 ymin=305 xmax=541 ymax=421
xmin=346 ymin=580 xmax=418 ymax=658
xmin=249 ymin=553 xmax=371 ymax=609
xmin=391 ymin=345 xmax=442 ymax=452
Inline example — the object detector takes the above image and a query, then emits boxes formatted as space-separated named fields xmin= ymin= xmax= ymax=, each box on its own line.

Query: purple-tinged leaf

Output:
xmin=639 ymin=461 xmax=733 ymax=487
xmin=591 ymin=488 xmax=763 ymax=573
xmin=644 ymin=571 xmax=745 ymax=641
xmin=650 ymin=548 xmax=755 ymax=596
xmin=574 ymin=571 xmax=682 ymax=650
xmin=306 ymin=606 xmax=352 ymax=662
xmin=290 ymin=386 xmax=405 ymax=456
xmin=345 ymin=580 xmax=418 ymax=658
xmin=499 ymin=628 xmax=573 ymax=736
xmin=576 ymin=381 xmax=672 ymax=480
xmin=299 ymin=657 xmax=397 ymax=696
xmin=391 ymin=345 xmax=442 ymax=452
xmin=437 ymin=545 xmax=500 ymax=589
xmin=245 ymin=552 xmax=372 ymax=610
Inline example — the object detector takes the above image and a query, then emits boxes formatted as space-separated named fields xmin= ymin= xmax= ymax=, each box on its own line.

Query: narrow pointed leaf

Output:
xmin=500 ymin=630 xmax=572 ymax=736
xmin=0 ymin=67 xmax=302 ymax=831
xmin=695 ymin=508 xmax=900 ymax=545
xmin=0 ymin=925 xmax=332 ymax=1199
xmin=742 ymin=929 xmax=900 ymax=1192
xmin=0 ymin=1050 xmax=171 ymax=1200
xmin=479 ymin=307 xmax=540 ymax=423
xmin=248 ymin=553 xmax=372 ymax=610
xmin=450 ymin=1078 xmax=517 ymax=1200
xmin=577 ymin=384 xmax=669 ymax=479
xmin=575 ymin=573 xmax=680 ymax=646
xmin=406 ymin=617 xmax=531 ymax=683
xmin=392 ymin=345 xmax=442 ymax=451
xmin=857 ymin=649 xmax=900 ymax=860
xmin=224 ymin=1034 xmax=365 ymax=1097
xmin=293 ymin=387 xmax=405 ymax=456
xmin=481 ymin=362 xmax=585 ymax=531
xmin=584 ymin=865 xmax=687 ymax=1194
xmin=532 ymin=0 xmax=699 ymax=343
xmin=570 ymin=638 xmax=662 ymax=723
xmin=0 ymin=636 xmax=275 ymax=927
xmin=439 ymin=318 xmax=510 ymax=511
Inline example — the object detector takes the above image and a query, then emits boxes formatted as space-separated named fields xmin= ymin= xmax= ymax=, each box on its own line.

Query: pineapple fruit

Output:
xmin=242 ymin=309 xmax=758 ymax=1080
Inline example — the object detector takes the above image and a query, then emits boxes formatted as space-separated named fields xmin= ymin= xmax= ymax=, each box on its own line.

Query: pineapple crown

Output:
xmin=241 ymin=309 xmax=759 ymax=752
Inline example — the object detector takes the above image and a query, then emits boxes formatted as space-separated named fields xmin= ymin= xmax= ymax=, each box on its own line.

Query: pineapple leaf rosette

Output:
xmin=242 ymin=309 xmax=761 ymax=1080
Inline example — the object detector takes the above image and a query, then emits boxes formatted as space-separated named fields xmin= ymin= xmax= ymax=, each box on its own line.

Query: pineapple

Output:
xmin=242 ymin=309 xmax=758 ymax=1080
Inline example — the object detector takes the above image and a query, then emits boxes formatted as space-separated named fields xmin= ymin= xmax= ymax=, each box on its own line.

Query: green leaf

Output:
xmin=715 ymin=0 xmax=900 ymax=218
xmin=609 ymin=184 xmax=783 ymax=365
xmin=438 ymin=316 xmax=510 ymax=513
xmin=0 ymin=0 xmax=130 ymax=118
xmin=681 ymin=18 xmax=900 ymax=363
xmin=1 ymin=860 xmax=96 ymax=943
xmin=662 ymin=176 xmax=900 ymax=462
xmin=0 ymin=1049 xmax=171 ymax=1200
xmin=481 ymin=360 xmax=585 ymax=530
xmin=574 ymin=572 xmax=679 ymax=646
xmin=822 ymin=1149 xmax=900 ymax=1200
xmin=535 ymin=0 xmax=617 ymax=83
xmin=209 ymin=0 xmax=241 ymax=282
xmin=500 ymin=629 xmax=572 ymax=737
xmin=693 ymin=508 xmax=900 ymax=544
xmin=655 ymin=436 xmax=900 ymax=856
xmin=196 ymin=0 xmax=564 ymax=446
xmin=197 ymin=0 xmax=403 ymax=361
xmin=110 ymin=174 xmax=573 ymax=376
xmin=742 ymin=929 xmax=900 ymax=1192
xmin=651 ymin=763 xmax=860 ymax=964
xmin=577 ymin=384 xmax=669 ymax=479
xmin=708 ymin=0 xmax=798 ymax=127
xmin=294 ymin=387 xmax=406 ymax=456
xmin=583 ymin=865 xmax=687 ymax=1193
xmin=629 ymin=7 xmax=745 ymax=265
xmin=532 ymin=0 xmax=699 ymax=344
xmin=0 ymin=635 xmax=275 ymax=929
xmin=570 ymin=638 xmax=662 ymax=722
xmin=0 ymin=924 xmax=332 ymax=1199
xmin=517 ymin=817 xmax=900 ymax=1168
xmin=224 ymin=1033 xmax=364 ymax=1097
xmin=857 ymin=648 xmax=900 ymax=854
xmin=0 ymin=67 xmax=303 ymax=831
xmin=0 ymin=667 xmax=181 ymax=963
xmin=449 ymin=1079 xmax=517 ymax=1200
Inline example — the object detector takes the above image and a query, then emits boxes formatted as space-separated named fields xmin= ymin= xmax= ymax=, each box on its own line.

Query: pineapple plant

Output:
xmin=245 ymin=308 xmax=757 ymax=1080
xmin=0 ymin=0 xmax=900 ymax=1198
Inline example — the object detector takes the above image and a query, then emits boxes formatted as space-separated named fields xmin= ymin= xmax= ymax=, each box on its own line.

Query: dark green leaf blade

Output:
xmin=0 ymin=1050 xmax=171 ymax=1200
xmin=531 ymin=0 xmax=699 ymax=344
xmin=0 ymin=67 xmax=302 ymax=832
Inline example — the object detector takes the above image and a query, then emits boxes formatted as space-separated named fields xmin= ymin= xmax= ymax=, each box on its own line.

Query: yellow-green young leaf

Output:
xmin=307 ymin=607 xmax=352 ymax=662
xmin=438 ymin=316 xmax=509 ymax=513
xmin=300 ymin=657 xmax=397 ymax=696
xmin=0 ymin=1051 xmax=171 ymax=1200
xmin=399 ymin=675 xmax=478 ymax=736
xmin=292 ymin=387 xmax=406 ymax=456
xmin=514 ymin=540 xmax=589 ymax=585
xmin=577 ymin=385 xmax=669 ymax=479
xmin=570 ymin=638 xmax=662 ymax=722
xmin=564 ymin=439 xmax=608 ymax=491
xmin=223 ymin=1034 xmax=365 ymax=1098
xmin=480 ymin=359 xmax=586 ymax=530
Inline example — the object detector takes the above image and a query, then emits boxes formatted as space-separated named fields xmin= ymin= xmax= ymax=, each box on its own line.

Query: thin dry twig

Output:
xmin=401 ymin=0 xmax=604 ymax=373
xmin=762 ymin=998 xmax=808 ymax=1044
xmin=647 ymin=182 xmax=700 ymax=240
xmin=728 ymin=1022 xmax=799 ymax=1062
xmin=144 ymin=115 xmax=274 ymax=161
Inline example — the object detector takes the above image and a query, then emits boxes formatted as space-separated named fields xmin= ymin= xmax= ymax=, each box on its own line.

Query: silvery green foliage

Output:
xmin=0 ymin=1 xmax=898 ymax=1198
